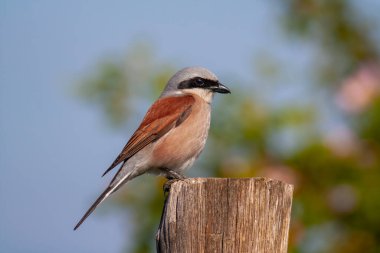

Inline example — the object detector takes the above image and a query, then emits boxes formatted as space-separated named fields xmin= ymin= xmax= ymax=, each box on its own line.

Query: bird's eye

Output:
xmin=194 ymin=78 xmax=204 ymax=86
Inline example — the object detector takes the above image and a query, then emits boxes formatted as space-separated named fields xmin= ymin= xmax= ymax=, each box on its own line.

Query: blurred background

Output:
xmin=1 ymin=0 xmax=380 ymax=252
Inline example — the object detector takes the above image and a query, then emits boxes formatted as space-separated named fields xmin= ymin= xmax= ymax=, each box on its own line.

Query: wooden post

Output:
xmin=156 ymin=177 xmax=293 ymax=253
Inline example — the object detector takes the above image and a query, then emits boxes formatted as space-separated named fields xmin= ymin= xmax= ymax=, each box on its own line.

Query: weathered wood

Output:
xmin=156 ymin=177 xmax=293 ymax=253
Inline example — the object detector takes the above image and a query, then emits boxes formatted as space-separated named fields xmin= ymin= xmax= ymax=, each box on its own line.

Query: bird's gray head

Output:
xmin=160 ymin=67 xmax=231 ymax=101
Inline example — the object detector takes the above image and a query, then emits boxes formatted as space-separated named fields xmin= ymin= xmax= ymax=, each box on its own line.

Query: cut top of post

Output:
xmin=157 ymin=177 xmax=294 ymax=253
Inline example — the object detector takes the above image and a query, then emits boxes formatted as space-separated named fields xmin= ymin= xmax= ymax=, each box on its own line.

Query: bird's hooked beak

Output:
xmin=211 ymin=82 xmax=231 ymax=94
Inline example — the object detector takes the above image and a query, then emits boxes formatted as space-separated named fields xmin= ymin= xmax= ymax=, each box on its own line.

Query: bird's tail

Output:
xmin=74 ymin=165 xmax=139 ymax=230
xmin=73 ymin=186 xmax=113 ymax=230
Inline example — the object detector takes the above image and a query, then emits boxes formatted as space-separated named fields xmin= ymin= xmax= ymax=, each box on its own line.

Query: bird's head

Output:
xmin=161 ymin=67 xmax=231 ymax=102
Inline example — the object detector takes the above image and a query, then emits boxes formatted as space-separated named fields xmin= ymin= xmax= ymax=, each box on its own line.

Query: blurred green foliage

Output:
xmin=77 ymin=1 xmax=380 ymax=252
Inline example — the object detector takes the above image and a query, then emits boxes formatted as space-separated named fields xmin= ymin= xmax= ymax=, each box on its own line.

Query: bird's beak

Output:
xmin=211 ymin=82 xmax=231 ymax=94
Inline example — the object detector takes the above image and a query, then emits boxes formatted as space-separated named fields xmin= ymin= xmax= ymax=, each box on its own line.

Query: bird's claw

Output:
xmin=163 ymin=179 xmax=180 ymax=194
xmin=163 ymin=176 xmax=187 ymax=194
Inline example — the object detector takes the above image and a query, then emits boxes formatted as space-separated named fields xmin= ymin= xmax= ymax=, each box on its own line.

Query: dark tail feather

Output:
xmin=75 ymin=166 xmax=135 ymax=230
xmin=73 ymin=186 xmax=113 ymax=230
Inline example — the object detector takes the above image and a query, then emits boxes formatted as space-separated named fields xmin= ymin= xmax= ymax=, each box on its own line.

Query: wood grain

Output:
xmin=156 ymin=177 xmax=293 ymax=253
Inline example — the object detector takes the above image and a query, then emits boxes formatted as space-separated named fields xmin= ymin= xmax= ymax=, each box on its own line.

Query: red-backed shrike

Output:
xmin=74 ymin=66 xmax=230 ymax=230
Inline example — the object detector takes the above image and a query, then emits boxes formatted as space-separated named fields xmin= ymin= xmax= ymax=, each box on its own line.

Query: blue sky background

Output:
xmin=1 ymin=1 xmax=379 ymax=252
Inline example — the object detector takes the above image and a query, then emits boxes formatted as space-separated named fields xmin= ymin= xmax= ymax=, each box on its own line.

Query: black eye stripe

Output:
xmin=195 ymin=78 xmax=204 ymax=85
xmin=178 ymin=77 xmax=218 ymax=89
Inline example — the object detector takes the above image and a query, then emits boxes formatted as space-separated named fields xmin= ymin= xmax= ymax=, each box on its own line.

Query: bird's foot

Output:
xmin=162 ymin=170 xmax=186 ymax=194
xmin=166 ymin=170 xmax=187 ymax=180
xmin=163 ymin=178 xmax=181 ymax=194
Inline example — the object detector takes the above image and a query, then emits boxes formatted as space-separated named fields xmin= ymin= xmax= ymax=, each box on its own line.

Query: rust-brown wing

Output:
xmin=102 ymin=95 xmax=195 ymax=176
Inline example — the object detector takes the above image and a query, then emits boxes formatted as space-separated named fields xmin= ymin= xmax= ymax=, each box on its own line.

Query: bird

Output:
xmin=74 ymin=66 xmax=230 ymax=230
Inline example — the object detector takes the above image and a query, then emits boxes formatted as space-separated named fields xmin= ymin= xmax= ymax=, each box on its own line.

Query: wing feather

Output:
xmin=102 ymin=95 xmax=195 ymax=176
